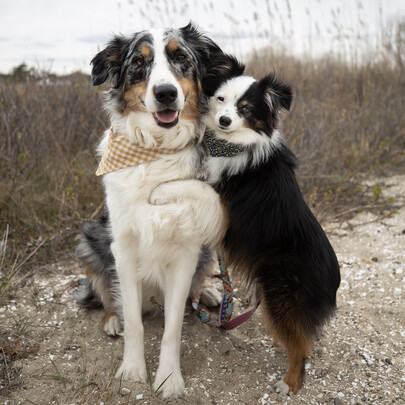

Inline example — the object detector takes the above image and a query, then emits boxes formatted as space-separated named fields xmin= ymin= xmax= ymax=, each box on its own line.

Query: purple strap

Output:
xmin=192 ymin=250 xmax=260 ymax=330
xmin=221 ymin=301 xmax=260 ymax=330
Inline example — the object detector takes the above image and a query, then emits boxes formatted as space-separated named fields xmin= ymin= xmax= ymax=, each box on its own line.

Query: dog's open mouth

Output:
xmin=153 ymin=109 xmax=179 ymax=128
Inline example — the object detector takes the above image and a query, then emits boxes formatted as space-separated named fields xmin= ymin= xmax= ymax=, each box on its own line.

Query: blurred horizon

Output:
xmin=1 ymin=0 xmax=404 ymax=75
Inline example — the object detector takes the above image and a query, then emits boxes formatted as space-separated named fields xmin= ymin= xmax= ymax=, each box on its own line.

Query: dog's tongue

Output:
xmin=156 ymin=109 xmax=177 ymax=123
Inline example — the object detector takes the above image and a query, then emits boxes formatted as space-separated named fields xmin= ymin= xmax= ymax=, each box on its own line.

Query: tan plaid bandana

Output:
xmin=95 ymin=130 xmax=182 ymax=176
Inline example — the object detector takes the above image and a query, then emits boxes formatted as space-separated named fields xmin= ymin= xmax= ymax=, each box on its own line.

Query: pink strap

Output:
xmin=221 ymin=301 xmax=260 ymax=330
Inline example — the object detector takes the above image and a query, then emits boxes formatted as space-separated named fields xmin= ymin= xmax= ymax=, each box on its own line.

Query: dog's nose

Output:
xmin=154 ymin=84 xmax=178 ymax=105
xmin=219 ymin=116 xmax=232 ymax=127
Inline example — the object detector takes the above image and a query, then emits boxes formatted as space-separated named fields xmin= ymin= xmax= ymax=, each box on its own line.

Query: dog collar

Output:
xmin=96 ymin=129 xmax=182 ymax=176
xmin=204 ymin=129 xmax=249 ymax=158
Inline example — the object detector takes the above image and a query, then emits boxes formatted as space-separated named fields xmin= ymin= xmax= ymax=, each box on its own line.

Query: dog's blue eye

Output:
xmin=176 ymin=54 xmax=187 ymax=62
xmin=217 ymin=96 xmax=224 ymax=102
xmin=241 ymin=105 xmax=250 ymax=113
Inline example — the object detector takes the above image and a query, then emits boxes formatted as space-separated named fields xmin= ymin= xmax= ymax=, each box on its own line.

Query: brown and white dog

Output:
xmin=77 ymin=24 xmax=228 ymax=398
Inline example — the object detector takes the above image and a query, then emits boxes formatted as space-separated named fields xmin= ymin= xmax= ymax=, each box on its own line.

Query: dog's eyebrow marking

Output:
xmin=140 ymin=43 xmax=152 ymax=58
xmin=167 ymin=39 xmax=180 ymax=53
xmin=128 ymin=32 xmax=153 ymax=56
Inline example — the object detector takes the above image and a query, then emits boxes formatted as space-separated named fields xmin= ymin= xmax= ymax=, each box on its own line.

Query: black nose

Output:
xmin=219 ymin=116 xmax=232 ymax=127
xmin=154 ymin=84 xmax=178 ymax=105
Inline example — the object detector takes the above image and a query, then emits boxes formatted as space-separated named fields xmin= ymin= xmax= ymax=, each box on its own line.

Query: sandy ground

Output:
xmin=1 ymin=175 xmax=405 ymax=405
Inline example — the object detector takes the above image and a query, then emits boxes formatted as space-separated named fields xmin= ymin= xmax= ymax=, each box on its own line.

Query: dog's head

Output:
xmin=92 ymin=23 xmax=224 ymax=147
xmin=203 ymin=57 xmax=293 ymax=148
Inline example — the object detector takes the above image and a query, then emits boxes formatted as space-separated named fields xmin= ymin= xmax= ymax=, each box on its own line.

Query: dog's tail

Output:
xmin=75 ymin=210 xmax=120 ymax=311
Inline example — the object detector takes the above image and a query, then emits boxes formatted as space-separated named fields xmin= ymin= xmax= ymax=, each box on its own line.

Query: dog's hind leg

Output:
xmin=189 ymin=245 xmax=222 ymax=307
xmin=261 ymin=292 xmax=314 ymax=394
xmin=85 ymin=265 xmax=122 ymax=336
xmin=275 ymin=332 xmax=312 ymax=394
xmin=154 ymin=250 xmax=200 ymax=398
xmin=76 ymin=216 xmax=122 ymax=336
xmin=100 ymin=279 xmax=121 ymax=336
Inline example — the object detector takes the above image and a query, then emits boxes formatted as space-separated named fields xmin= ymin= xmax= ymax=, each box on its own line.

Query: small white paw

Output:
xmin=275 ymin=379 xmax=290 ymax=394
xmin=115 ymin=361 xmax=147 ymax=383
xmin=150 ymin=187 xmax=167 ymax=205
xmin=200 ymin=286 xmax=222 ymax=307
xmin=153 ymin=370 xmax=185 ymax=399
xmin=150 ymin=183 xmax=175 ymax=206
xmin=103 ymin=315 xmax=122 ymax=336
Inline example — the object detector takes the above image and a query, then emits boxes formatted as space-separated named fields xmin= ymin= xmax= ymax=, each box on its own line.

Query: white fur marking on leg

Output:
xmin=103 ymin=315 xmax=122 ymax=336
xmin=150 ymin=179 xmax=225 ymax=247
xmin=154 ymin=370 xmax=185 ymax=399
xmin=275 ymin=379 xmax=290 ymax=394
xmin=116 ymin=360 xmax=147 ymax=383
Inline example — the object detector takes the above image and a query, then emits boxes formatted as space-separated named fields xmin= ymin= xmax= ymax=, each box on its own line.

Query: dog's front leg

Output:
xmin=150 ymin=179 xmax=213 ymax=205
xmin=153 ymin=253 xmax=199 ymax=398
xmin=113 ymin=242 xmax=147 ymax=383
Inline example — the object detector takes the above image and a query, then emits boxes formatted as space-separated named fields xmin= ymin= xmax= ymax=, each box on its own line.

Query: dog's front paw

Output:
xmin=150 ymin=183 xmax=179 ymax=206
xmin=200 ymin=286 xmax=222 ymax=307
xmin=115 ymin=360 xmax=147 ymax=383
xmin=153 ymin=369 xmax=185 ymax=398
xmin=150 ymin=188 xmax=166 ymax=205
xmin=150 ymin=184 xmax=169 ymax=205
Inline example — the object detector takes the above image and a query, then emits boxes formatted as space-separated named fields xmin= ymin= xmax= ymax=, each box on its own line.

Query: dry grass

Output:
xmin=246 ymin=50 xmax=405 ymax=219
xmin=0 ymin=74 xmax=107 ymax=267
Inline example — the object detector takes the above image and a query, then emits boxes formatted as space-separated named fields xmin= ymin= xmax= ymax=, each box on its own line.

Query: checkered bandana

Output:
xmin=95 ymin=130 xmax=182 ymax=176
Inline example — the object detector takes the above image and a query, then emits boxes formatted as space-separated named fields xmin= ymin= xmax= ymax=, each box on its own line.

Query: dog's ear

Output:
xmin=258 ymin=73 xmax=293 ymax=113
xmin=180 ymin=22 xmax=245 ymax=96
xmin=202 ymin=53 xmax=245 ymax=97
xmin=179 ymin=22 xmax=221 ymax=64
xmin=91 ymin=35 xmax=129 ymax=88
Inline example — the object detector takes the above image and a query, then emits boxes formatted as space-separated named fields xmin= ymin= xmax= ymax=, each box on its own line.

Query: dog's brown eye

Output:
xmin=134 ymin=57 xmax=144 ymax=66
xmin=176 ymin=54 xmax=186 ymax=62
xmin=217 ymin=96 xmax=225 ymax=102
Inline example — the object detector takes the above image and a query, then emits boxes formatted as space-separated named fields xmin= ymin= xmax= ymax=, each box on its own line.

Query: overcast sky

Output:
xmin=0 ymin=0 xmax=404 ymax=74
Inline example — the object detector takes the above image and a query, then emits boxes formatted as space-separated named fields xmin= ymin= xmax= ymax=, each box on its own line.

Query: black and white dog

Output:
xmin=152 ymin=56 xmax=341 ymax=394
xmin=77 ymin=24 xmax=228 ymax=398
